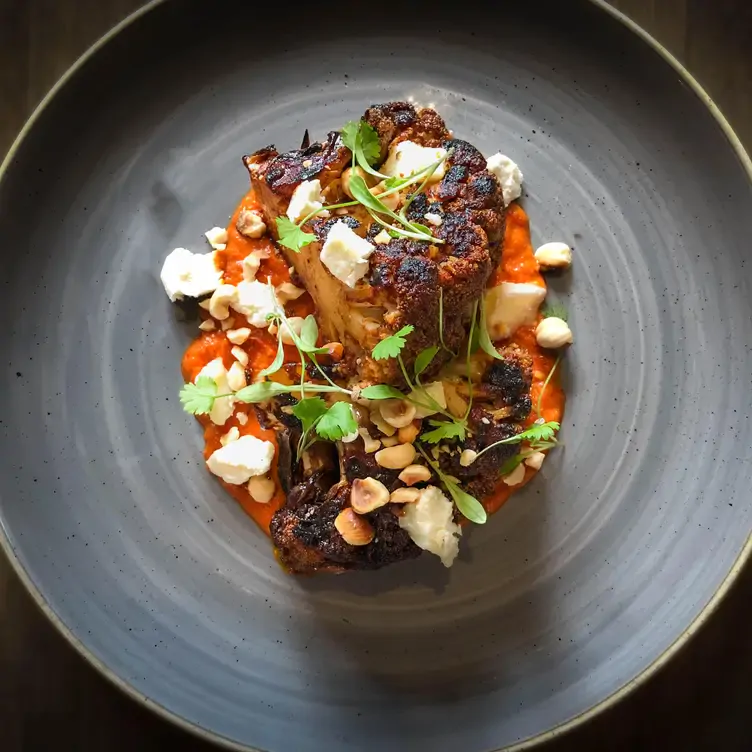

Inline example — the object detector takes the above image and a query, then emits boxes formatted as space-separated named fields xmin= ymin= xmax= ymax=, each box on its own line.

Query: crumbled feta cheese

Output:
xmin=525 ymin=451 xmax=546 ymax=470
xmin=535 ymin=241 xmax=572 ymax=270
xmin=503 ymin=463 xmax=526 ymax=486
xmin=486 ymin=153 xmax=524 ymax=206
xmin=320 ymin=221 xmax=375 ymax=288
xmin=424 ymin=212 xmax=443 ymax=226
xmin=226 ymin=361 xmax=247 ymax=392
xmin=232 ymin=280 xmax=281 ymax=328
xmin=398 ymin=486 xmax=462 ymax=567
xmin=485 ymin=282 xmax=546 ymax=340
xmin=195 ymin=358 xmax=234 ymax=426
xmin=286 ymin=179 xmax=325 ymax=223
xmin=382 ymin=141 xmax=448 ymax=184
xmin=205 ymin=226 xmax=229 ymax=250
xmin=373 ymin=229 xmax=392 ymax=245
xmin=160 ymin=248 xmax=222 ymax=302
xmin=206 ymin=435 xmax=275 ymax=485
xmin=408 ymin=381 xmax=447 ymax=418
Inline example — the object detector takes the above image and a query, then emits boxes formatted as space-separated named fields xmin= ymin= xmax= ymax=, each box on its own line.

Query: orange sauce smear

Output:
xmin=181 ymin=195 xmax=565 ymax=533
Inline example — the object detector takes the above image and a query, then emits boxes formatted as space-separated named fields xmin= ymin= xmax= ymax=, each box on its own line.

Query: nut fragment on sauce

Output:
xmin=334 ymin=508 xmax=374 ymax=546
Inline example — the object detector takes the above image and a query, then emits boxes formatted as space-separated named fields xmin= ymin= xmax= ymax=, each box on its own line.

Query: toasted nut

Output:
xmin=205 ymin=226 xmax=228 ymax=249
xmin=276 ymin=282 xmax=306 ymax=304
xmin=334 ymin=508 xmax=374 ymax=546
xmin=236 ymin=412 xmax=248 ymax=426
xmin=380 ymin=399 xmax=416 ymax=429
xmin=525 ymin=451 xmax=546 ymax=470
xmin=221 ymin=316 xmax=236 ymax=331
xmin=443 ymin=382 xmax=468 ymax=419
xmin=381 ymin=436 xmax=399 ymax=447
xmin=278 ymin=316 xmax=305 ymax=345
xmin=341 ymin=166 xmax=369 ymax=199
xmin=535 ymin=317 xmax=573 ymax=349
xmin=459 ymin=449 xmax=478 ymax=467
xmin=227 ymin=361 xmax=247 ymax=392
xmin=198 ymin=298 xmax=212 ymax=311
xmin=325 ymin=342 xmax=344 ymax=362
xmin=227 ymin=327 xmax=251 ymax=345
xmin=220 ymin=426 xmax=240 ymax=446
xmin=358 ymin=427 xmax=381 ymax=453
xmin=389 ymin=487 xmax=421 ymax=503
xmin=242 ymin=248 xmax=271 ymax=282
xmin=248 ymin=475 xmax=276 ymax=503
xmin=373 ymin=229 xmax=392 ymax=245
xmin=375 ymin=443 xmax=416 ymax=469
xmin=398 ymin=464 xmax=432 ymax=486
xmin=371 ymin=182 xmax=400 ymax=211
xmin=351 ymin=477 xmax=390 ymax=514
xmin=198 ymin=319 xmax=216 ymax=332
xmin=503 ymin=463 xmax=526 ymax=487
xmin=209 ymin=284 xmax=237 ymax=320
xmin=370 ymin=408 xmax=396 ymax=437
xmin=231 ymin=346 xmax=249 ymax=366
xmin=236 ymin=209 xmax=267 ymax=239
xmin=397 ymin=422 xmax=420 ymax=444
xmin=534 ymin=241 xmax=572 ymax=270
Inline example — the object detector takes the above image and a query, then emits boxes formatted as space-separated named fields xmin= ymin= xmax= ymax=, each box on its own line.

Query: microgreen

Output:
xmin=536 ymin=353 xmax=561 ymax=420
xmin=257 ymin=335 xmax=285 ymax=379
xmin=416 ymin=445 xmax=487 ymax=525
xmin=179 ymin=376 xmax=221 ymax=415
xmin=291 ymin=397 xmax=328 ymax=432
xmin=478 ymin=296 xmax=503 ymax=361
xmin=341 ymin=120 xmax=383 ymax=178
xmin=275 ymin=216 xmax=316 ymax=252
xmin=316 ymin=401 xmax=358 ymax=442
xmin=414 ymin=346 xmax=439 ymax=380
xmin=420 ymin=419 xmax=466 ymax=444
xmin=541 ymin=302 xmax=568 ymax=321
xmin=371 ymin=325 xmax=415 ymax=361
xmin=359 ymin=384 xmax=407 ymax=401
xmin=471 ymin=420 xmax=561 ymax=462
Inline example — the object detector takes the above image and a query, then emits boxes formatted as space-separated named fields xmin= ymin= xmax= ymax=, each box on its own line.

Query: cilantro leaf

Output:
xmin=276 ymin=216 xmax=316 ymax=252
xmin=257 ymin=335 xmax=285 ymax=378
xmin=410 ymin=222 xmax=434 ymax=236
xmin=371 ymin=324 xmax=414 ymax=361
xmin=478 ymin=297 xmax=503 ymax=361
xmin=299 ymin=315 xmax=320 ymax=351
xmin=340 ymin=121 xmax=360 ymax=154
xmin=233 ymin=381 xmax=289 ymax=403
xmin=341 ymin=120 xmax=382 ymax=178
xmin=420 ymin=419 xmax=466 ymax=444
xmin=414 ymin=346 xmax=439 ymax=379
xmin=541 ymin=302 xmax=568 ymax=321
xmin=291 ymin=397 xmax=328 ymax=432
xmin=516 ymin=420 xmax=560 ymax=445
xmin=358 ymin=384 xmax=407 ymax=400
xmin=179 ymin=376 xmax=218 ymax=415
xmin=316 ymin=401 xmax=357 ymax=441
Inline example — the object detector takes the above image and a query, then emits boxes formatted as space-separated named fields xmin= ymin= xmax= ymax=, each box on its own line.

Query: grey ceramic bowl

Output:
xmin=1 ymin=1 xmax=751 ymax=750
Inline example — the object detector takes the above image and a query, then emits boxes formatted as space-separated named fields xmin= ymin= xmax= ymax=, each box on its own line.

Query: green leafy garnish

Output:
xmin=359 ymin=384 xmax=407 ymax=401
xmin=180 ymin=376 xmax=220 ymax=415
xmin=275 ymin=216 xmax=316 ymax=252
xmin=371 ymin=325 xmax=415 ymax=361
xmin=416 ymin=445 xmax=487 ymax=525
xmin=291 ymin=397 xmax=328 ymax=432
xmin=498 ymin=454 xmax=525 ymax=477
xmin=298 ymin=315 xmax=327 ymax=354
xmin=536 ymin=353 xmax=561 ymax=419
xmin=503 ymin=420 xmax=560 ymax=446
xmin=257 ymin=335 xmax=285 ymax=379
xmin=232 ymin=381 xmax=346 ymax=403
xmin=420 ymin=419 xmax=467 ymax=444
xmin=541 ymin=302 xmax=568 ymax=321
xmin=316 ymin=401 xmax=358 ymax=442
xmin=478 ymin=296 xmax=503 ymax=361
xmin=414 ymin=346 xmax=439 ymax=380
xmin=341 ymin=120 xmax=381 ymax=165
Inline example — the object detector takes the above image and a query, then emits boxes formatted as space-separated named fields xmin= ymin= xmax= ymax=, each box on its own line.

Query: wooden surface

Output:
xmin=1 ymin=1 xmax=751 ymax=750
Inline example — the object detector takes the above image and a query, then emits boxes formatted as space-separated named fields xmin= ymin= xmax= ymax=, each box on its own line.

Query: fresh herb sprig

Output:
xmin=416 ymin=445 xmax=487 ymax=524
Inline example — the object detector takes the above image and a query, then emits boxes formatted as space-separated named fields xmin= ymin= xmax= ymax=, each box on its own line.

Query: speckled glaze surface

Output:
xmin=1 ymin=1 xmax=751 ymax=750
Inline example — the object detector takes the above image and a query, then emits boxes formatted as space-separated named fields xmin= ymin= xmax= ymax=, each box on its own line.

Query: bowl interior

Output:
xmin=1 ymin=1 xmax=751 ymax=750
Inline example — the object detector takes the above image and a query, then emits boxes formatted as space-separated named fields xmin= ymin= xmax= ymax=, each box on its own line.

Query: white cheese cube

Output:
xmin=486 ymin=152 xmax=524 ymax=206
xmin=286 ymin=179 xmax=325 ymax=223
xmin=320 ymin=221 xmax=375 ymax=288
xmin=205 ymin=226 xmax=229 ymax=250
xmin=160 ymin=248 xmax=222 ymax=302
xmin=382 ymin=141 xmax=448 ymax=184
xmin=398 ymin=486 xmax=462 ymax=567
xmin=195 ymin=357 xmax=235 ymax=426
xmin=206 ymin=435 xmax=275 ymax=485
xmin=485 ymin=282 xmax=546 ymax=340
xmin=232 ymin=280 xmax=281 ymax=328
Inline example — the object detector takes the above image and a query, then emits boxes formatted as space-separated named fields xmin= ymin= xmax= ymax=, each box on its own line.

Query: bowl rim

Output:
xmin=1 ymin=1 xmax=750 ymax=749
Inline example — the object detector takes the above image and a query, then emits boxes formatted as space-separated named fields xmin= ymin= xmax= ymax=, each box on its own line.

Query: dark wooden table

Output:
xmin=1 ymin=1 xmax=751 ymax=750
